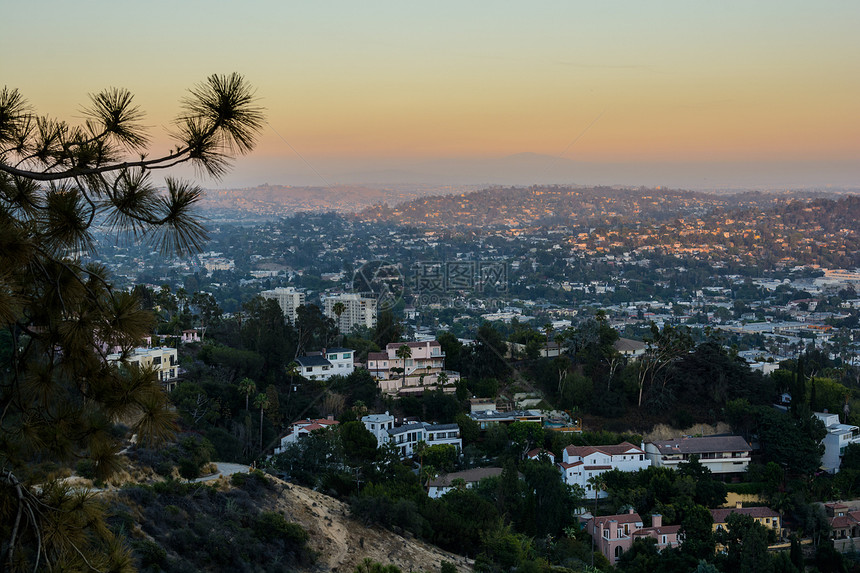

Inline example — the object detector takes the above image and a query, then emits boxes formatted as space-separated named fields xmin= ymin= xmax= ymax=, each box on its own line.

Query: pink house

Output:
xmin=367 ymin=341 xmax=460 ymax=394
xmin=583 ymin=510 xmax=680 ymax=565
xmin=632 ymin=514 xmax=681 ymax=552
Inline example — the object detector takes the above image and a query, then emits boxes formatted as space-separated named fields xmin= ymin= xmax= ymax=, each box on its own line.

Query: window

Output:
xmin=661 ymin=535 xmax=667 ymax=545
xmin=614 ymin=546 xmax=622 ymax=558
xmin=306 ymin=367 xmax=312 ymax=373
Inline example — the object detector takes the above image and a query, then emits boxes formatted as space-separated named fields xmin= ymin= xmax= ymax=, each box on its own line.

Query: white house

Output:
xmin=106 ymin=346 xmax=180 ymax=391
xmin=294 ymin=348 xmax=355 ymax=381
xmin=274 ymin=417 xmax=339 ymax=454
xmin=614 ymin=338 xmax=646 ymax=359
xmin=645 ymin=435 xmax=752 ymax=475
xmin=815 ymin=411 xmax=860 ymax=473
xmin=526 ymin=448 xmax=556 ymax=463
xmin=361 ymin=412 xmax=461 ymax=458
xmin=560 ymin=442 xmax=649 ymax=498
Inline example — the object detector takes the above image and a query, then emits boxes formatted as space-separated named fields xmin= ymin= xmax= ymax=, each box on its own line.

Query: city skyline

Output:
xmin=4 ymin=1 xmax=859 ymax=189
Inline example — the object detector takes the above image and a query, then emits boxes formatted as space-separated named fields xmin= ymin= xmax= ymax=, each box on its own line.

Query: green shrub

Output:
xmin=155 ymin=460 xmax=174 ymax=477
xmin=253 ymin=511 xmax=309 ymax=545
xmin=178 ymin=458 xmax=200 ymax=480
xmin=132 ymin=539 xmax=167 ymax=569
xmin=76 ymin=459 xmax=97 ymax=480
xmin=725 ymin=482 xmax=765 ymax=495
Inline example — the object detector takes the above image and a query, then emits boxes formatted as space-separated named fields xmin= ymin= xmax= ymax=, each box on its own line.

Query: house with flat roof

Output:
xmin=106 ymin=346 xmax=180 ymax=391
xmin=361 ymin=412 xmax=461 ymax=458
xmin=815 ymin=411 xmax=860 ymax=474
xmin=469 ymin=409 xmax=545 ymax=429
xmin=294 ymin=347 xmax=354 ymax=381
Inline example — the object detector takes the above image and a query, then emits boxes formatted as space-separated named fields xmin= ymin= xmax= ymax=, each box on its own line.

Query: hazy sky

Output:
xmin=4 ymin=1 xmax=859 ymax=189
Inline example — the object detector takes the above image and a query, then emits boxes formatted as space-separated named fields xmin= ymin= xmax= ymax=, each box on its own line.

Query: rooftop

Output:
xmin=648 ymin=435 xmax=752 ymax=455
xmin=427 ymin=467 xmax=504 ymax=488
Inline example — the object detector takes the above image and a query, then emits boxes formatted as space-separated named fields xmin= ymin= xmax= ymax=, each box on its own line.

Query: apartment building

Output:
xmin=322 ymin=293 xmax=377 ymax=332
xmin=260 ymin=287 xmax=305 ymax=323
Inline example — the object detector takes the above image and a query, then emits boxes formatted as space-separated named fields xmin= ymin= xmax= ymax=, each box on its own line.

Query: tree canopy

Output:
xmin=0 ymin=73 xmax=262 ymax=571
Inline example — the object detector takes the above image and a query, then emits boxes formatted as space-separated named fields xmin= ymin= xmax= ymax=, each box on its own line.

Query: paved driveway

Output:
xmin=193 ymin=462 xmax=251 ymax=482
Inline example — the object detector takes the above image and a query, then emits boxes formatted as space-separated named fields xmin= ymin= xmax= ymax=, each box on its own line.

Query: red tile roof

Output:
xmin=831 ymin=515 xmax=854 ymax=529
xmin=591 ymin=512 xmax=643 ymax=527
xmin=526 ymin=448 xmax=555 ymax=460
xmin=634 ymin=525 xmax=681 ymax=536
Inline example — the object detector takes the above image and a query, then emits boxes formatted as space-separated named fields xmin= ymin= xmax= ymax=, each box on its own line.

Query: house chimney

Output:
xmin=628 ymin=508 xmax=634 ymax=514
xmin=327 ymin=414 xmax=334 ymax=421
xmin=609 ymin=520 xmax=617 ymax=539
xmin=652 ymin=514 xmax=662 ymax=528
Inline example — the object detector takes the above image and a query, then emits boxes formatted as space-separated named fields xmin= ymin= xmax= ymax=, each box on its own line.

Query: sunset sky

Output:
xmin=4 ymin=1 xmax=859 ymax=189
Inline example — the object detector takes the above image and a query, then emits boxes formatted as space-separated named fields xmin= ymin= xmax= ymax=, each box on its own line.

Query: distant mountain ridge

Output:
xmin=356 ymin=185 xmax=817 ymax=230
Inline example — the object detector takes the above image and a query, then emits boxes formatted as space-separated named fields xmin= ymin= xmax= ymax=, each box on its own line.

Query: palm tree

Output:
xmin=396 ymin=344 xmax=412 ymax=388
xmin=285 ymin=361 xmax=299 ymax=388
xmin=239 ymin=377 xmax=256 ymax=412
xmin=437 ymin=370 xmax=449 ymax=387
xmin=253 ymin=392 xmax=270 ymax=452
xmin=586 ymin=473 xmax=607 ymax=515
xmin=332 ymin=301 xmax=346 ymax=344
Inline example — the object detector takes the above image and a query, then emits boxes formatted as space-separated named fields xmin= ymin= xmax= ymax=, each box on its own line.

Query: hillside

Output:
xmin=108 ymin=470 xmax=473 ymax=573
xmin=271 ymin=478 xmax=473 ymax=573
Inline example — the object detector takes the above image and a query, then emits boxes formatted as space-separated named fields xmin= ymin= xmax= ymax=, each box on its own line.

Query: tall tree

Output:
xmin=238 ymin=377 xmax=257 ymax=412
xmin=636 ymin=323 xmax=693 ymax=407
xmin=0 ymin=73 xmax=262 ymax=571
xmin=332 ymin=300 xmax=346 ymax=345
xmin=396 ymin=343 xmax=412 ymax=388
xmin=254 ymin=392 xmax=270 ymax=453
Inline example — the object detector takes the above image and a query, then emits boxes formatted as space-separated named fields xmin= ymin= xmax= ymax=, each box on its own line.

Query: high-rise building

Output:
xmin=260 ymin=287 xmax=305 ymax=323
xmin=322 ymin=293 xmax=377 ymax=332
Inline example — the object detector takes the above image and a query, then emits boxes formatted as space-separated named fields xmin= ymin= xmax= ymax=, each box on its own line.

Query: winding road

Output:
xmin=193 ymin=462 xmax=251 ymax=482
